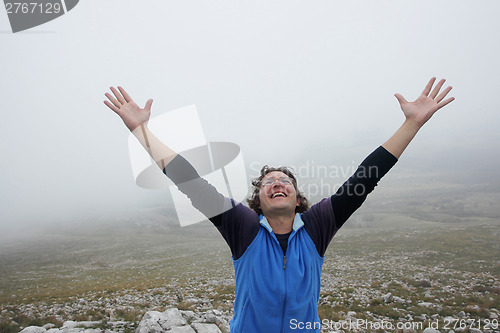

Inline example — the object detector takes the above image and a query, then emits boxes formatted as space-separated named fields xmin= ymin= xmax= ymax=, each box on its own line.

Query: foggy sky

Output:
xmin=1 ymin=0 xmax=499 ymax=234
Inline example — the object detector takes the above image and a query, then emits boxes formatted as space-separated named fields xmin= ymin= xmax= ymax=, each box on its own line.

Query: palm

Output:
xmin=401 ymin=95 xmax=439 ymax=126
xmin=104 ymin=86 xmax=153 ymax=131
xmin=119 ymin=100 xmax=150 ymax=129
xmin=395 ymin=78 xmax=454 ymax=128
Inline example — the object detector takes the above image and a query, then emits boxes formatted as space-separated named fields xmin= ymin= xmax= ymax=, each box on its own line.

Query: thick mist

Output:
xmin=1 ymin=0 xmax=499 ymax=240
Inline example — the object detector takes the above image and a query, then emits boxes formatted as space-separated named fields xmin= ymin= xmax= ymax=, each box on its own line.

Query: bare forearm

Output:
xmin=382 ymin=120 xmax=421 ymax=159
xmin=104 ymin=87 xmax=179 ymax=169
xmin=132 ymin=124 xmax=178 ymax=170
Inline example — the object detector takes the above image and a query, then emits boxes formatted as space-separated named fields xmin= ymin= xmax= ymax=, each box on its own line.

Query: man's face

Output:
xmin=258 ymin=171 xmax=300 ymax=216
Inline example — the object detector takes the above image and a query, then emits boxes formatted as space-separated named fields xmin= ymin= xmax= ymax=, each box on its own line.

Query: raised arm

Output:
xmin=332 ymin=77 xmax=455 ymax=224
xmin=382 ymin=77 xmax=454 ymax=158
xmin=306 ymin=78 xmax=455 ymax=255
xmin=104 ymin=86 xmax=177 ymax=169
xmin=104 ymin=87 xmax=259 ymax=252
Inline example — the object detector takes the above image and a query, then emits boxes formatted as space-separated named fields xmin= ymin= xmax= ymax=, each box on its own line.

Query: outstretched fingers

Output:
xmin=118 ymin=86 xmax=133 ymax=103
xmin=104 ymin=86 xmax=132 ymax=114
xmin=105 ymin=90 xmax=122 ymax=111
xmin=429 ymin=79 xmax=446 ymax=99
xmin=110 ymin=87 xmax=126 ymax=105
xmin=422 ymin=77 xmax=436 ymax=96
xmin=437 ymin=96 xmax=455 ymax=110
xmin=422 ymin=77 xmax=455 ymax=110
xmin=435 ymin=85 xmax=453 ymax=104
xmin=104 ymin=100 xmax=119 ymax=114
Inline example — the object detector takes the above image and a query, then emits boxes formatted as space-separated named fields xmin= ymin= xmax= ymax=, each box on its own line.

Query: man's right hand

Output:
xmin=104 ymin=86 xmax=153 ymax=132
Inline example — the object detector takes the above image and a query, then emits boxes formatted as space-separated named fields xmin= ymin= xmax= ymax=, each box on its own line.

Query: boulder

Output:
xmin=20 ymin=327 xmax=47 ymax=333
xmin=136 ymin=308 xmax=189 ymax=333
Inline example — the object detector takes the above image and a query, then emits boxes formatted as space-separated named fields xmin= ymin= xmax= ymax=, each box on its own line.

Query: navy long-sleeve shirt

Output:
xmin=164 ymin=146 xmax=397 ymax=259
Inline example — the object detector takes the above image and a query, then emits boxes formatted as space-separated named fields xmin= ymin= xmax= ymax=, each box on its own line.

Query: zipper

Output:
xmin=259 ymin=218 xmax=299 ymax=333
xmin=280 ymin=253 xmax=287 ymax=333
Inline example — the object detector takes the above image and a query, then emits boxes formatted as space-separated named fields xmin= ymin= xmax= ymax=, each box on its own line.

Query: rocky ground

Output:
xmin=1 ymin=216 xmax=499 ymax=333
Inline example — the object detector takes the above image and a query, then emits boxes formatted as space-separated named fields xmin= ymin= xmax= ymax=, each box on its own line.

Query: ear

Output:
xmin=296 ymin=197 xmax=300 ymax=207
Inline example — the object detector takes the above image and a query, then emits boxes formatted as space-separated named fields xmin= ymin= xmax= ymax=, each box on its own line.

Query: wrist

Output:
xmin=131 ymin=122 xmax=149 ymax=137
xmin=402 ymin=119 xmax=422 ymax=133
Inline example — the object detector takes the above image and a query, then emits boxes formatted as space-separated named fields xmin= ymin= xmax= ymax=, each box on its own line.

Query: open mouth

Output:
xmin=271 ymin=192 xmax=287 ymax=199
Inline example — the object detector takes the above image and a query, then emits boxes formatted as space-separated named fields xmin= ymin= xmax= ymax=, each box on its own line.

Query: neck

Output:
xmin=265 ymin=212 xmax=295 ymax=234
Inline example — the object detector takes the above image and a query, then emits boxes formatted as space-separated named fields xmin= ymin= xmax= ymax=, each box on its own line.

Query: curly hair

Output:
xmin=247 ymin=165 xmax=310 ymax=215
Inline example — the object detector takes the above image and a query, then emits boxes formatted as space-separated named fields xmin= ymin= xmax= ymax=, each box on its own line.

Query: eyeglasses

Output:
xmin=261 ymin=177 xmax=293 ymax=187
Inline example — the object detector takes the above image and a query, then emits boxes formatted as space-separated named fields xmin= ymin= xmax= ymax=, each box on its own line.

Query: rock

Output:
xmin=200 ymin=312 xmax=217 ymax=323
xmin=423 ymin=328 xmax=440 ymax=333
xmin=457 ymin=311 xmax=466 ymax=317
xmin=214 ymin=317 xmax=230 ymax=333
xmin=20 ymin=327 xmax=47 ymax=333
xmin=383 ymin=292 xmax=393 ymax=303
xmin=420 ymin=280 xmax=432 ymax=288
xmin=484 ymin=322 xmax=495 ymax=329
xmin=469 ymin=329 xmax=483 ymax=333
xmin=490 ymin=312 xmax=498 ymax=319
xmin=184 ymin=298 xmax=201 ymax=304
xmin=402 ymin=329 xmax=417 ymax=333
xmin=81 ymin=321 xmax=101 ymax=328
xmin=191 ymin=323 xmax=222 ymax=333
xmin=418 ymin=302 xmax=434 ymax=307
xmin=346 ymin=311 xmax=356 ymax=317
xmin=42 ymin=324 xmax=55 ymax=329
xmin=211 ymin=310 xmax=222 ymax=316
xmin=109 ymin=321 xmax=128 ymax=327
xmin=62 ymin=321 xmax=78 ymax=329
xmin=62 ymin=321 xmax=100 ymax=329
xmin=180 ymin=310 xmax=197 ymax=322
xmin=136 ymin=308 xmax=188 ymax=333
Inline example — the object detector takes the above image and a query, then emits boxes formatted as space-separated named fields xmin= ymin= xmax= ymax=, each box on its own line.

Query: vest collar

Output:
xmin=259 ymin=213 xmax=304 ymax=233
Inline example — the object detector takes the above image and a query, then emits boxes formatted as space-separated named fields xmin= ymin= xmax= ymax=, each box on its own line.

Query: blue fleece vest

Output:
xmin=231 ymin=213 xmax=324 ymax=333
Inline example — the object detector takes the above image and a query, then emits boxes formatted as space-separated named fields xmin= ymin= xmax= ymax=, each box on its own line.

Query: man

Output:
xmin=104 ymin=78 xmax=454 ymax=332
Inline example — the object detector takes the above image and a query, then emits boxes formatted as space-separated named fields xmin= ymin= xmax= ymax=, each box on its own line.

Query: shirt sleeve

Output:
xmin=163 ymin=155 xmax=260 ymax=259
xmin=303 ymin=146 xmax=398 ymax=256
